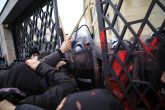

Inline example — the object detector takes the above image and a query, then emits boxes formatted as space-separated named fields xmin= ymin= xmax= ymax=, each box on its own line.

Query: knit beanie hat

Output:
xmin=29 ymin=47 xmax=39 ymax=57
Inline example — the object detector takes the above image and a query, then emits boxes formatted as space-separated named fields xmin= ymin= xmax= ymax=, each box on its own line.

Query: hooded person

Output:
xmin=56 ymin=89 xmax=122 ymax=110
xmin=133 ymin=31 xmax=165 ymax=90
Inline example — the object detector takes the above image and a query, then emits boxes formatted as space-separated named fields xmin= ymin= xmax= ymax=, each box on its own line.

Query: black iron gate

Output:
xmin=13 ymin=0 xmax=62 ymax=61
xmin=12 ymin=0 xmax=165 ymax=109
xmin=96 ymin=0 xmax=165 ymax=109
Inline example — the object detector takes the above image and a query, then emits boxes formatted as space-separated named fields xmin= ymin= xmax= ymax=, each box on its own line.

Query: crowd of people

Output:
xmin=0 ymin=26 xmax=165 ymax=110
xmin=0 ymin=39 xmax=78 ymax=110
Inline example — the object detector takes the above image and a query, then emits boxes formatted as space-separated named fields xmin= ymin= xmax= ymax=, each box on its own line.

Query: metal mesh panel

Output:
xmin=96 ymin=0 xmax=165 ymax=109
xmin=14 ymin=0 xmax=62 ymax=61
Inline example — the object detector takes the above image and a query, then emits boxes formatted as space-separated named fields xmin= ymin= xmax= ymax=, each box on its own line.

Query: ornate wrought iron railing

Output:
xmin=13 ymin=0 xmax=62 ymax=61
xmin=96 ymin=0 xmax=165 ymax=109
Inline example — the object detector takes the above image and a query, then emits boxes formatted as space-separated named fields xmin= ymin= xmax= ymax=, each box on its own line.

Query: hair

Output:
xmin=29 ymin=47 xmax=39 ymax=57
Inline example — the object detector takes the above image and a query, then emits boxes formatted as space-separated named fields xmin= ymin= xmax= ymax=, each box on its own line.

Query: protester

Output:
xmin=0 ymin=39 xmax=78 ymax=110
xmin=137 ymin=33 xmax=165 ymax=108
xmin=28 ymin=46 xmax=40 ymax=59
xmin=56 ymin=89 xmax=122 ymax=110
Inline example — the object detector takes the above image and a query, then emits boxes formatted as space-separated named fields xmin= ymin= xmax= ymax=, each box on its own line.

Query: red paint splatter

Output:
xmin=99 ymin=31 xmax=105 ymax=50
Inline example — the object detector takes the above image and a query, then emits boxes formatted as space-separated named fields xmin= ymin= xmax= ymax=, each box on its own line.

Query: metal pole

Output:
xmin=53 ymin=0 xmax=62 ymax=48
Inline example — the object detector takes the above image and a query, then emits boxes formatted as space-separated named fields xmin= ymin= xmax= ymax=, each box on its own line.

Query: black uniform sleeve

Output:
xmin=35 ymin=63 xmax=75 ymax=85
xmin=39 ymin=49 xmax=64 ymax=67
xmin=36 ymin=63 xmax=56 ymax=77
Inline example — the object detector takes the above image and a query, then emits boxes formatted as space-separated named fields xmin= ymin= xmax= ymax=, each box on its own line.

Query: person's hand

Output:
xmin=0 ymin=100 xmax=16 ymax=110
xmin=60 ymin=40 xmax=71 ymax=53
xmin=161 ymin=72 xmax=165 ymax=84
xmin=25 ymin=59 xmax=41 ymax=70
xmin=56 ymin=97 xmax=67 ymax=110
xmin=55 ymin=61 xmax=66 ymax=70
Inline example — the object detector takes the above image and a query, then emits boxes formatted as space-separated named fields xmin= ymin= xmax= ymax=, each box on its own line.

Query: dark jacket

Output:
xmin=24 ymin=63 xmax=77 ymax=110
xmin=0 ymin=50 xmax=77 ymax=110
xmin=39 ymin=49 xmax=63 ymax=66
xmin=0 ymin=49 xmax=62 ymax=89
xmin=61 ymin=89 xmax=122 ymax=110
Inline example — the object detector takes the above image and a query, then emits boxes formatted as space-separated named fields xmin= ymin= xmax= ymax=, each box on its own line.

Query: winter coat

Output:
xmin=0 ymin=49 xmax=78 ymax=110
xmin=61 ymin=89 xmax=122 ymax=110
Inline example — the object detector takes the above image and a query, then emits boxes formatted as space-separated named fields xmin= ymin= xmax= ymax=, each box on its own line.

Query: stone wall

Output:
xmin=85 ymin=0 xmax=165 ymax=42
xmin=0 ymin=24 xmax=16 ymax=65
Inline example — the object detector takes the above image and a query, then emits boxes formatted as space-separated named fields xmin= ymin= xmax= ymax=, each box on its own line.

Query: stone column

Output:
xmin=0 ymin=24 xmax=16 ymax=65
